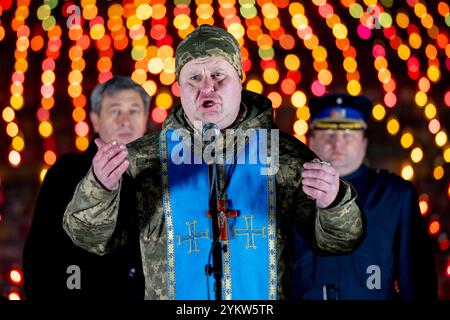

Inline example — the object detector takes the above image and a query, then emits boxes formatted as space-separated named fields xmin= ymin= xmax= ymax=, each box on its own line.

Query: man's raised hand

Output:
xmin=92 ymin=138 xmax=129 ymax=191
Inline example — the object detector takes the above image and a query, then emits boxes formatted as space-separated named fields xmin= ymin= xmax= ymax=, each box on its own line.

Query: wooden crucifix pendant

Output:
xmin=207 ymin=199 xmax=238 ymax=241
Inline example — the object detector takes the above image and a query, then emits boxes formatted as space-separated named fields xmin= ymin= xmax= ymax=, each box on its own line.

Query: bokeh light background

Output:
xmin=0 ymin=0 xmax=449 ymax=299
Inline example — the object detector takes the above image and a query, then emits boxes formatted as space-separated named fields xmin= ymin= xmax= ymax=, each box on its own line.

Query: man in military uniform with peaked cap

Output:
xmin=292 ymin=93 xmax=437 ymax=300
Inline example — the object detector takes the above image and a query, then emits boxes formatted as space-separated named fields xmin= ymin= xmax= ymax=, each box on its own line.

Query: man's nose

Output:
xmin=332 ymin=133 xmax=346 ymax=147
xmin=118 ymin=112 xmax=131 ymax=125
xmin=200 ymin=76 xmax=215 ymax=93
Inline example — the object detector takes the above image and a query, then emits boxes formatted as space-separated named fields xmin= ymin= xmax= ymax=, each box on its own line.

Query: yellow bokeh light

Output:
xmin=436 ymin=131 xmax=448 ymax=147
xmin=443 ymin=147 xmax=450 ymax=163
xmin=411 ymin=147 xmax=423 ymax=163
xmin=396 ymin=12 xmax=409 ymax=29
xmin=142 ymin=80 xmax=157 ymax=97
xmin=414 ymin=3 xmax=427 ymax=19
xmin=76 ymin=136 xmax=89 ymax=151
xmin=264 ymin=17 xmax=281 ymax=31
xmin=131 ymin=46 xmax=147 ymax=61
xmin=347 ymin=80 xmax=361 ymax=96
xmin=414 ymin=91 xmax=427 ymax=107
xmin=40 ymin=168 xmax=48 ymax=183
xmin=108 ymin=4 xmax=123 ymax=18
xmin=9 ymin=150 xmax=21 ymax=167
xmin=284 ymin=54 xmax=300 ymax=70
xmin=433 ymin=166 xmax=444 ymax=180
xmin=291 ymin=14 xmax=308 ymax=30
xmin=401 ymin=165 xmax=414 ymax=181
xmin=68 ymin=70 xmax=83 ymax=85
xmin=90 ymin=24 xmax=105 ymax=40
xmin=343 ymin=57 xmax=357 ymax=73
xmin=151 ymin=4 xmax=166 ymax=20
xmin=197 ymin=17 xmax=215 ymax=26
xmin=6 ymin=122 xmax=19 ymax=137
xmin=419 ymin=201 xmax=428 ymax=216
xmin=174 ymin=14 xmax=191 ymax=31
xmin=409 ymin=33 xmax=422 ymax=49
xmin=42 ymin=70 xmax=55 ymax=84
xmin=397 ymin=44 xmax=411 ymax=60
xmin=158 ymin=45 xmax=174 ymax=60
xmin=261 ymin=3 xmax=278 ymax=19
xmin=257 ymin=35 xmax=274 ymax=50
xmin=427 ymin=65 xmax=440 ymax=82
xmin=146 ymin=46 xmax=158 ymax=60
xmin=304 ymin=35 xmax=318 ymax=50
xmin=425 ymin=103 xmax=437 ymax=119
xmin=246 ymin=79 xmax=263 ymax=94
xmin=426 ymin=45 xmax=438 ymax=60
xmin=197 ymin=4 xmax=214 ymax=19
xmin=289 ymin=2 xmax=305 ymax=16
xmin=228 ymin=23 xmax=245 ymax=39
xmin=313 ymin=0 xmax=327 ymax=5
xmin=291 ymin=91 xmax=307 ymax=108
xmin=267 ymin=91 xmax=282 ymax=109
xmin=296 ymin=106 xmax=310 ymax=121
xmin=293 ymin=120 xmax=308 ymax=136
xmin=378 ymin=68 xmax=391 ymax=84
xmin=131 ymin=69 xmax=147 ymax=84
xmin=126 ymin=15 xmax=143 ymax=29
xmin=159 ymin=71 xmax=176 ymax=86
xmin=263 ymin=68 xmax=279 ymax=85
xmin=318 ymin=69 xmax=333 ymax=85
xmin=312 ymin=46 xmax=327 ymax=62
xmin=148 ymin=57 xmax=164 ymax=74
xmin=83 ymin=4 xmax=98 ymax=20
xmin=68 ymin=84 xmax=82 ymax=98
xmin=387 ymin=117 xmax=400 ymax=135
xmin=2 ymin=107 xmax=15 ymax=122
xmin=39 ymin=121 xmax=53 ymax=138
xmin=155 ymin=92 xmax=173 ymax=110
xmin=136 ymin=4 xmax=152 ymax=20
xmin=14 ymin=59 xmax=28 ymax=73
xmin=421 ymin=14 xmax=434 ymax=29
xmin=132 ymin=36 xmax=148 ymax=48
xmin=10 ymin=94 xmax=24 ymax=110
xmin=163 ymin=58 xmax=176 ymax=74
xmin=16 ymin=36 xmax=29 ymax=51
xmin=401 ymin=132 xmax=414 ymax=149
xmin=363 ymin=0 xmax=377 ymax=6
xmin=372 ymin=104 xmax=386 ymax=121
xmin=12 ymin=136 xmax=25 ymax=151
xmin=332 ymin=23 xmax=348 ymax=40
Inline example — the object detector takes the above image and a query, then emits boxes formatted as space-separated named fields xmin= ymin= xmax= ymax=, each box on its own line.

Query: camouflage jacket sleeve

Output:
xmin=314 ymin=180 xmax=365 ymax=254
xmin=62 ymin=167 xmax=122 ymax=256
xmin=293 ymin=176 xmax=365 ymax=255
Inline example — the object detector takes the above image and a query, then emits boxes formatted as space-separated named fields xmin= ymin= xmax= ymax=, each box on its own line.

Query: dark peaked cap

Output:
xmin=309 ymin=93 xmax=373 ymax=130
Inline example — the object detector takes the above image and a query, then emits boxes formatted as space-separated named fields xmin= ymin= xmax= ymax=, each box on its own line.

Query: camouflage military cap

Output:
xmin=175 ymin=24 xmax=242 ymax=79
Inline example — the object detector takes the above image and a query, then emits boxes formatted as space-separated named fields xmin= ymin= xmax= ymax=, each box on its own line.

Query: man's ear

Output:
xmin=89 ymin=112 xmax=100 ymax=133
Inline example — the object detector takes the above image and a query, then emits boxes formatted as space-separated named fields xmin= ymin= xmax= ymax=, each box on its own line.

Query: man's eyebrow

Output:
xmin=106 ymin=103 xmax=122 ymax=107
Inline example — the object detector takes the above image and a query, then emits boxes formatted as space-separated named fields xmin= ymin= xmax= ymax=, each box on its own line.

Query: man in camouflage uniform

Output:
xmin=63 ymin=25 xmax=364 ymax=299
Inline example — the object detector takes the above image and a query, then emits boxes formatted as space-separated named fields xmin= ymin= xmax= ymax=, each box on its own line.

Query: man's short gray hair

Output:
xmin=90 ymin=76 xmax=151 ymax=114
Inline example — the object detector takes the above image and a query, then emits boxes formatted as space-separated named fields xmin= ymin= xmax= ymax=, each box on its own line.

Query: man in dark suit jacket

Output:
xmin=23 ymin=76 xmax=151 ymax=299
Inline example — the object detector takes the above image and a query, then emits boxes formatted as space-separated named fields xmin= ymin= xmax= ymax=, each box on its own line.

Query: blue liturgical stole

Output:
xmin=159 ymin=128 xmax=277 ymax=300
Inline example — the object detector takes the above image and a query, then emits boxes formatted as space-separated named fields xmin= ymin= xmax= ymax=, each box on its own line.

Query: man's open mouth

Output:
xmin=202 ymin=99 xmax=215 ymax=108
